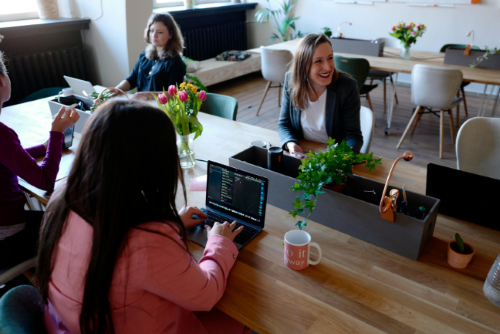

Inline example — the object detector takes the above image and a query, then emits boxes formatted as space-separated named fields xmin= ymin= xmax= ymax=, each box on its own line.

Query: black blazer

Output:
xmin=126 ymin=51 xmax=186 ymax=92
xmin=277 ymin=71 xmax=363 ymax=154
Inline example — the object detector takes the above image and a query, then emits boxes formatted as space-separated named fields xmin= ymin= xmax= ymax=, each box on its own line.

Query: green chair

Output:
xmin=0 ymin=285 xmax=45 ymax=334
xmin=199 ymin=93 xmax=238 ymax=121
xmin=334 ymin=55 xmax=378 ymax=111
xmin=18 ymin=87 xmax=65 ymax=104
xmin=440 ymin=44 xmax=480 ymax=126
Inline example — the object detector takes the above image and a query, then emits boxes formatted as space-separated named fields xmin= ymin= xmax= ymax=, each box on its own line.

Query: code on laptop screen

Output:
xmin=207 ymin=163 xmax=266 ymax=224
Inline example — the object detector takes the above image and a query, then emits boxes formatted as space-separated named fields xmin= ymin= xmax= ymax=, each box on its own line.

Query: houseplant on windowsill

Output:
xmin=255 ymin=0 xmax=303 ymax=42
xmin=389 ymin=22 xmax=427 ymax=60
xmin=448 ymin=233 xmax=475 ymax=269
xmin=154 ymin=83 xmax=206 ymax=169
xmin=289 ymin=138 xmax=382 ymax=230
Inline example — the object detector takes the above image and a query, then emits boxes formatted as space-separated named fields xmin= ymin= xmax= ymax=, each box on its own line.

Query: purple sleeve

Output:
xmin=0 ymin=126 xmax=64 ymax=191
xmin=25 ymin=144 xmax=47 ymax=158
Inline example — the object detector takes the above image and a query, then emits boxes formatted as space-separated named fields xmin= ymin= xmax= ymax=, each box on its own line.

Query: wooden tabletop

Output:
xmin=248 ymin=40 xmax=500 ymax=86
xmin=2 ymin=99 xmax=500 ymax=333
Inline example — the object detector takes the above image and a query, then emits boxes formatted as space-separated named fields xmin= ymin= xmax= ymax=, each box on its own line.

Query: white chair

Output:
xmin=397 ymin=65 xmax=463 ymax=159
xmin=359 ymin=106 xmax=374 ymax=154
xmin=456 ymin=117 xmax=500 ymax=180
xmin=256 ymin=47 xmax=293 ymax=116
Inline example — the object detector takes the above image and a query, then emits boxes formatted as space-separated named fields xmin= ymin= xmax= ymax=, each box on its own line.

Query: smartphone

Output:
xmin=63 ymin=125 xmax=74 ymax=150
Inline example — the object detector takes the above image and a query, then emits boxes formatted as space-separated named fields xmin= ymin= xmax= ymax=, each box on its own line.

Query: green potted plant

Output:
xmin=470 ymin=47 xmax=500 ymax=68
xmin=322 ymin=27 xmax=332 ymax=38
xmin=255 ymin=0 xmax=303 ymax=42
xmin=447 ymin=233 xmax=475 ymax=269
xmin=289 ymin=138 xmax=382 ymax=230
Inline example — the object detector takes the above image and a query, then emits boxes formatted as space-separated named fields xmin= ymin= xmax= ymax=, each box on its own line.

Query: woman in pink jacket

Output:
xmin=36 ymin=100 xmax=251 ymax=334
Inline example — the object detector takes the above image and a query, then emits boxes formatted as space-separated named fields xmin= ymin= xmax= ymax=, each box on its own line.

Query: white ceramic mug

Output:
xmin=284 ymin=230 xmax=322 ymax=270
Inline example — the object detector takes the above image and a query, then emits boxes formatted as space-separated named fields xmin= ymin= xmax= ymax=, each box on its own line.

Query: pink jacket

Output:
xmin=44 ymin=211 xmax=239 ymax=334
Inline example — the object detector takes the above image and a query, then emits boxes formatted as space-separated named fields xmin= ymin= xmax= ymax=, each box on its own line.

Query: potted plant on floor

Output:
xmin=289 ymin=138 xmax=382 ymax=230
xmin=448 ymin=233 xmax=475 ymax=269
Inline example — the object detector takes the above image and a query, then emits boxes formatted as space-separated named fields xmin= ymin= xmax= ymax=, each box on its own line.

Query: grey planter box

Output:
xmin=48 ymin=95 xmax=94 ymax=134
xmin=329 ymin=37 xmax=384 ymax=57
xmin=229 ymin=146 xmax=440 ymax=260
xmin=444 ymin=47 xmax=500 ymax=70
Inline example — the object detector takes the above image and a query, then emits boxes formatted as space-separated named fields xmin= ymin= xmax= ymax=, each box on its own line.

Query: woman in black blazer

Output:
xmin=111 ymin=13 xmax=186 ymax=101
xmin=278 ymin=34 xmax=363 ymax=155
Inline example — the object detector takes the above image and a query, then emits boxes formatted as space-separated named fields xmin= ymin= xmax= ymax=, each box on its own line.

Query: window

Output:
xmin=154 ymin=0 xmax=231 ymax=9
xmin=0 ymin=0 xmax=38 ymax=21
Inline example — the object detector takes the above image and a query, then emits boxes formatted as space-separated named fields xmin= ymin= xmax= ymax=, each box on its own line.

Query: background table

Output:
xmin=249 ymin=40 xmax=500 ymax=135
xmin=2 ymin=98 xmax=499 ymax=334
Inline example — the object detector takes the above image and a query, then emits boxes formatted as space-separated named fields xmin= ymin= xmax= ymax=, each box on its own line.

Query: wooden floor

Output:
xmin=210 ymin=72 xmax=499 ymax=170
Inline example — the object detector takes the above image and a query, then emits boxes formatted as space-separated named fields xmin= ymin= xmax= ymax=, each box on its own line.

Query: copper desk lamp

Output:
xmin=379 ymin=151 xmax=413 ymax=222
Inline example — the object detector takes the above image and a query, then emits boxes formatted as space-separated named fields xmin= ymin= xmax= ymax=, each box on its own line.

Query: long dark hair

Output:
xmin=144 ymin=13 xmax=184 ymax=60
xmin=36 ymin=100 xmax=187 ymax=334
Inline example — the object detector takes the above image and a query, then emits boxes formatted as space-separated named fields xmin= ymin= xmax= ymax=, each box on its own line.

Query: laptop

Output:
xmin=64 ymin=76 xmax=96 ymax=98
xmin=187 ymin=161 xmax=269 ymax=250
xmin=426 ymin=163 xmax=500 ymax=231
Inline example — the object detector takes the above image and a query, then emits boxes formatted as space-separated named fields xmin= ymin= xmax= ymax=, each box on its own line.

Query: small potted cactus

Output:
xmin=447 ymin=233 xmax=475 ymax=269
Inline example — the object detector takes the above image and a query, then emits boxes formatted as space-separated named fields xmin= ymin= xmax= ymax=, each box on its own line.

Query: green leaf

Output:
xmin=292 ymin=197 xmax=303 ymax=210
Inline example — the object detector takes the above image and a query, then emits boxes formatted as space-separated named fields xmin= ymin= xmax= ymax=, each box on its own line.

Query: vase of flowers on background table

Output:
xmin=389 ymin=22 xmax=426 ymax=60
xmin=155 ymin=83 xmax=206 ymax=169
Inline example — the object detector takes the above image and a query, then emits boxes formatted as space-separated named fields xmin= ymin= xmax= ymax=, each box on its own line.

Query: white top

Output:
xmin=300 ymin=90 xmax=329 ymax=143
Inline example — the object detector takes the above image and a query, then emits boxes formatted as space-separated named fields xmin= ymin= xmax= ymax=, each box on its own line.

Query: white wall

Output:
xmin=246 ymin=0 xmax=500 ymax=94
xmin=67 ymin=0 xmax=151 ymax=87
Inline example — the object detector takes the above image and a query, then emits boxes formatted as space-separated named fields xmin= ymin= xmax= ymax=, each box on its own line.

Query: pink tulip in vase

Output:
xmin=154 ymin=82 xmax=207 ymax=169
xmin=389 ymin=22 xmax=427 ymax=60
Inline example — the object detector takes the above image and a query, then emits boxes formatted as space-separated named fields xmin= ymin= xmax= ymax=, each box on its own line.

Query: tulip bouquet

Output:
xmin=389 ymin=22 xmax=427 ymax=60
xmin=154 ymin=82 xmax=207 ymax=168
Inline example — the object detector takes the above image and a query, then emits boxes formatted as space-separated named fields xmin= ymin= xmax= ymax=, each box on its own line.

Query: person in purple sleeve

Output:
xmin=0 ymin=51 xmax=80 ymax=268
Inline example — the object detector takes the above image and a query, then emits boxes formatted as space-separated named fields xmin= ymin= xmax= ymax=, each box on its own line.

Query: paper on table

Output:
xmin=189 ymin=174 xmax=207 ymax=191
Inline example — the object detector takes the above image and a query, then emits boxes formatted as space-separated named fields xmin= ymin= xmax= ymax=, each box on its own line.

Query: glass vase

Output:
xmin=400 ymin=42 xmax=411 ymax=60
xmin=177 ymin=133 xmax=196 ymax=169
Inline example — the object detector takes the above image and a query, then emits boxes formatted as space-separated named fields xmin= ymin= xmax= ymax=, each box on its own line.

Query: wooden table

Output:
xmin=2 ymin=100 xmax=500 ymax=334
xmin=249 ymin=40 xmax=500 ymax=135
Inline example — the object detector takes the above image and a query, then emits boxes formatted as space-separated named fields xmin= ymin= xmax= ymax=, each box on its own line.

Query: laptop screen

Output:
xmin=206 ymin=161 xmax=268 ymax=227
xmin=426 ymin=163 xmax=499 ymax=230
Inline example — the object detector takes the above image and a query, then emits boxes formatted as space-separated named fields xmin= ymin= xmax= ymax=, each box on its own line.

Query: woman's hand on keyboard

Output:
xmin=206 ymin=221 xmax=243 ymax=242
xmin=179 ymin=206 xmax=207 ymax=228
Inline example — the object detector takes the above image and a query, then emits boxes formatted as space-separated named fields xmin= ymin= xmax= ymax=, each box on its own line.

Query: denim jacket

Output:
xmin=277 ymin=71 xmax=363 ymax=154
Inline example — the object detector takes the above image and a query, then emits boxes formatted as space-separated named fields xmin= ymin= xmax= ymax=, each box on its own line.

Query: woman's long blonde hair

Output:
xmin=144 ymin=13 xmax=184 ymax=60
xmin=289 ymin=34 xmax=340 ymax=110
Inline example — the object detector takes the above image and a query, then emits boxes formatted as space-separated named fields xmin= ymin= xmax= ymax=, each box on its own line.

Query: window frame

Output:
xmin=153 ymin=0 xmax=231 ymax=9
xmin=0 ymin=11 xmax=38 ymax=23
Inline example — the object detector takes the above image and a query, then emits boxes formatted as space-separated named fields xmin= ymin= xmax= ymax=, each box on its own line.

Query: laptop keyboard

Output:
xmin=204 ymin=211 xmax=260 ymax=245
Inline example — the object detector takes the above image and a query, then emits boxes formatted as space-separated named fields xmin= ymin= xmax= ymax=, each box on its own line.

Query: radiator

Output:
xmin=5 ymin=46 xmax=92 ymax=106
xmin=182 ymin=21 xmax=247 ymax=61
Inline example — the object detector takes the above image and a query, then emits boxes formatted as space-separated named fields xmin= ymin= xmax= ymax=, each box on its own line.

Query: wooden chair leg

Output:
xmin=23 ymin=270 xmax=36 ymax=285
xmin=383 ymin=79 xmax=387 ymax=114
xmin=449 ymin=110 xmax=455 ymax=144
xmin=440 ymin=110 xmax=444 ymax=159
xmin=256 ymin=81 xmax=271 ymax=116
xmin=366 ymin=94 xmax=374 ymax=111
xmin=278 ymin=83 xmax=282 ymax=107
xmin=370 ymin=79 xmax=373 ymax=85
xmin=456 ymin=90 xmax=460 ymax=127
xmin=411 ymin=112 xmax=423 ymax=135
xmin=397 ymin=106 xmax=421 ymax=149
xmin=461 ymin=86 xmax=469 ymax=118
xmin=390 ymin=75 xmax=399 ymax=104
